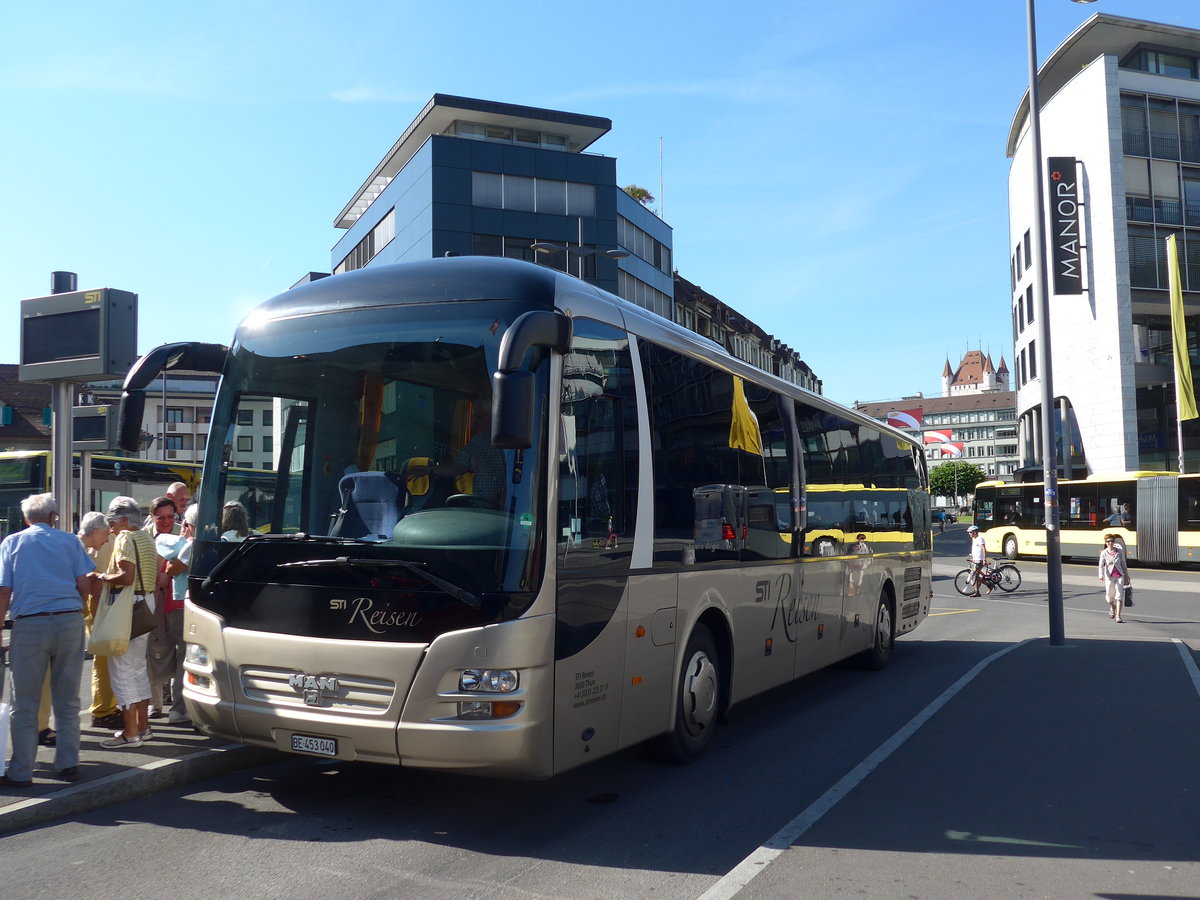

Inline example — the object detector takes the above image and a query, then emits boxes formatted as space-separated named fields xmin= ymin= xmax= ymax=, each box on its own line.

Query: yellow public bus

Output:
xmin=974 ymin=472 xmax=1200 ymax=563
xmin=122 ymin=256 xmax=934 ymax=778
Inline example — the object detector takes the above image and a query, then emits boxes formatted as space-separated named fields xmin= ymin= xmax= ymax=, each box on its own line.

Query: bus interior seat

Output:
xmin=400 ymin=458 xmax=452 ymax=515
xmin=329 ymin=470 xmax=405 ymax=540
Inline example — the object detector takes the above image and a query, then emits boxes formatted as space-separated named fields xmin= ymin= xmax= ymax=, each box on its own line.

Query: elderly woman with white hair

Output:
xmin=95 ymin=496 xmax=160 ymax=748
xmin=78 ymin=511 xmax=124 ymax=731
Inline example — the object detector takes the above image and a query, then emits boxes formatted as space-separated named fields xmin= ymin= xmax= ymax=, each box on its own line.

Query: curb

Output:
xmin=0 ymin=743 xmax=281 ymax=836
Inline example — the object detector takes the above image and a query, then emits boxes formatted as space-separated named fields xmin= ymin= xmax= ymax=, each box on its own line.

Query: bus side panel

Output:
xmin=792 ymin=556 xmax=847 ymax=681
xmin=616 ymin=573 xmax=678 ymax=751
xmin=677 ymin=565 xmax=797 ymax=706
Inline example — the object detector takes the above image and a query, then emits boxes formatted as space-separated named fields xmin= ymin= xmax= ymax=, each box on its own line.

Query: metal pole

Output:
xmin=1027 ymin=0 xmax=1065 ymax=645
xmin=51 ymin=380 xmax=75 ymax=532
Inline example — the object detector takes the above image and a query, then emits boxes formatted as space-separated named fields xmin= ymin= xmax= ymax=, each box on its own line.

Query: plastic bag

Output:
xmin=146 ymin=627 xmax=177 ymax=683
xmin=87 ymin=583 xmax=133 ymax=657
xmin=0 ymin=701 xmax=10 ymax=775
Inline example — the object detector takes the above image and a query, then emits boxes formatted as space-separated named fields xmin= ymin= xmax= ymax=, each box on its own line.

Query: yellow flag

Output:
xmin=1168 ymin=234 xmax=1198 ymax=420
xmin=729 ymin=376 xmax=764 ymax=455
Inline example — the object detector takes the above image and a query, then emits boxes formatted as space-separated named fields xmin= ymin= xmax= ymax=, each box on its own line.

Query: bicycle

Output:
xmin=953 ymin=559 xmax=1019 ymax=595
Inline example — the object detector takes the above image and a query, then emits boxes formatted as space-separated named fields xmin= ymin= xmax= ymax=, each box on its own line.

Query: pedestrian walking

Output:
xmin=0 ymin=493 xmax=96 ymax=786
xmin=1098 ymin=533 xmax=1130 ymax=623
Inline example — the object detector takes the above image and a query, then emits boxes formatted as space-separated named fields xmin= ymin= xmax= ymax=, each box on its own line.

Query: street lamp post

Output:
xmin=1026 ymin=0 xmax=1097 ymax=646
xmin=532 ymin=217 xmax=629 ymax=279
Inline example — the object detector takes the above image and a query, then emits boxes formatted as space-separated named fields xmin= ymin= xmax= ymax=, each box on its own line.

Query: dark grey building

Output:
xmin=330 ymin=94 xmax=674 ymax=317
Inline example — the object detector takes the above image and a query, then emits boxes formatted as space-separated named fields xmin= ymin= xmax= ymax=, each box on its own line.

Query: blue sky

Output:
xmin=1 ymin=1 xmax=1194 ymax=407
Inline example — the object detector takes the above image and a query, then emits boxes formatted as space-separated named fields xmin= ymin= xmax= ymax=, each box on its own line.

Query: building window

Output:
xmin=165 ymin=408 xmax=184 ymax=424
xmin=164 ymin=436 xmax=183 ymax=451
xmin=262 ymin=409 xmax=273 ymax=427
xmin=236 ymin=409 xmax=253 ymax=426
xmin=263 ymin=435 xmax=273 ymax=454
xmin=237 ymin=436 xmax=253 ymax=452
xmin=471 ymin=172 xmax=595 ymax=216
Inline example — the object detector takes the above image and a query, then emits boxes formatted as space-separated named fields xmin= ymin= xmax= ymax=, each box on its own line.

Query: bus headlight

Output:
xmin=184 ymin=643 xmax=215 ymax=695
xmin=185 ymin=643 xmax=209 ymax=666
xmin=460 ymin=669 xmax=518 ymax=693
xmin=457 ymin=669 xmax=520 ymax=719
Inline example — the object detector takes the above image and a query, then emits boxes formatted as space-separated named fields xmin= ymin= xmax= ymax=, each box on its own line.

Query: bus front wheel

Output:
xmin=659 ymin=624 xmax=721 ymax=764
xmin=1003 ymin=534 xmax=1019 ymax=560
xmin=860 ymin=593 xmax=894 ymax=671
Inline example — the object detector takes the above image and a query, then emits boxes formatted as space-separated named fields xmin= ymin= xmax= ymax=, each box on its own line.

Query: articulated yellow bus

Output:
xmin=122 ymin=256 xmax=933 ymax=777
xmin=974 ymin=472 xmax=1200 ymax=563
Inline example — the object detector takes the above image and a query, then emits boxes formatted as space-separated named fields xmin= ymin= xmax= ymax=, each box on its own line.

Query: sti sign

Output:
xmin=1047 ymin=157 xmax=1083 ymax=295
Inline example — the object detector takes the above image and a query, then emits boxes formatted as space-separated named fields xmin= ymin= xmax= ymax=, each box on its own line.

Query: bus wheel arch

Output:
xmin=860 ymin=584 xmax=895 ymax=671
xmin=658 ymin=611 xmax=730 ymax=764
xmin=1003 ymin=533 xmax=1019 ymax=560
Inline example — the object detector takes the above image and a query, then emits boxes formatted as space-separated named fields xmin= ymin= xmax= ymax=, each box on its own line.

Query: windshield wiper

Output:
xmin=278 ymin=557 xmax=481 ymax=610
xmin=199 ymin=532 xmax=363 ymax=592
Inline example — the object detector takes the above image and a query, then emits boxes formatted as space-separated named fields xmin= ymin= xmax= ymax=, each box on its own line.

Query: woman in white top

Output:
xmin=1097 ymin=533 xmax=1131 ymax=623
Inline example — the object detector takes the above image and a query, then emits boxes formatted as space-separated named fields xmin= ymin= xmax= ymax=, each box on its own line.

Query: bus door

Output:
xmin=551 ymin=320 xmax=651 ymax=772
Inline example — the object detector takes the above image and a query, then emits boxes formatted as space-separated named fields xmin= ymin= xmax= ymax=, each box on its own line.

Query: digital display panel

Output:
xmin=22 ymin=309 xmax=101 ymax=364
xmin=72 ymin=413 xmax=108 ymax=442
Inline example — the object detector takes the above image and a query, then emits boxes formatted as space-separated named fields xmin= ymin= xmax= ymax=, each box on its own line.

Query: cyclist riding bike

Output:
xmin=966 ymin=524 xmax=986 ymax=597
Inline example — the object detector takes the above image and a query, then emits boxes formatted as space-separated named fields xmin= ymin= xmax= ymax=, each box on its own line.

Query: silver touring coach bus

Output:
xmin=119 ymin=257 xmax=932 ymax=778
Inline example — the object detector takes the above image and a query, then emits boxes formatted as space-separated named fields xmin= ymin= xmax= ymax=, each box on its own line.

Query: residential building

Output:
xmin=673 ymin=274 xmax=822 ymax=393
xmin=0 ymin=365 xmax=50 ymax=452
xmin=1007 ymin=14 xmax=1200 ymax=477
xmin=856 ymin=351 xmax=1018 ymax=480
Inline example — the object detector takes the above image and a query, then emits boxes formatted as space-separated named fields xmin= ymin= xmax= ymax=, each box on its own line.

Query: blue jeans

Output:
xmin=8 ymin=613 xmax=85 ymax=780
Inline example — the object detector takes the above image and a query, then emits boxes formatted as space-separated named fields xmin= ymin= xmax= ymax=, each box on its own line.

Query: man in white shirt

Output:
xmin=966 ymin=524 xmax=987 ymax=597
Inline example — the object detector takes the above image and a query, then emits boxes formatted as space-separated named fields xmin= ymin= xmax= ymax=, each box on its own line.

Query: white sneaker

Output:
xmin=99 ymin=734 xmax=144 ymax=749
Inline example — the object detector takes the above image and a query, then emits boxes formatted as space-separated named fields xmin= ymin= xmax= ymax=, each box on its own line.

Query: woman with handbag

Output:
xmin=96 ymin=497 xmax=160 ymax=748
xmin=1098 ymin=533 xmax=1131 ymax=623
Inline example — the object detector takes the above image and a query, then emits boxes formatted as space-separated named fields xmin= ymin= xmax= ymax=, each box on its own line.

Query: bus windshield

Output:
xmin=193 ymin=299 xmax=549 ymax=630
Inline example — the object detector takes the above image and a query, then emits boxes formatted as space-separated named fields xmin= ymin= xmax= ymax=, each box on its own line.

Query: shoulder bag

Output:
xmin=128 ymin=536 xmax=157 ymax=639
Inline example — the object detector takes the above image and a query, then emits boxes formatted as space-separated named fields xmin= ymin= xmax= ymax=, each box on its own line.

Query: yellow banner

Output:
xmin=1167 ymin=234 xmax=1198 ymax=420
xmin=729 ymin=376 xmax=764 ymax=455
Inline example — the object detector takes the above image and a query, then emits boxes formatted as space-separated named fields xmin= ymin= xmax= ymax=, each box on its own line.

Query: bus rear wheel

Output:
xmin=1003 ymin=534 xmax=1019 ymax=560
xmin=659 ymin=623 xmax=721 ymax=764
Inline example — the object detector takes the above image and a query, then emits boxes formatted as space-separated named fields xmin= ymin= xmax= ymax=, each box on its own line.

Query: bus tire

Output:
xmin=860 ymin=591 xmax=894 ymax=671
xmin=659 ymin=623 xmax=721 ymax=764
xmin=1003 ymin=533 xmax=1019 ymax=560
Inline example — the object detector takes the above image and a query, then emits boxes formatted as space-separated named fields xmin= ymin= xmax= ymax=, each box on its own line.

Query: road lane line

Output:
xmin=695 ymin=638 xmax=1034 ymax=900
xmin=1174 ymin=639 xmax=1200 ymax=700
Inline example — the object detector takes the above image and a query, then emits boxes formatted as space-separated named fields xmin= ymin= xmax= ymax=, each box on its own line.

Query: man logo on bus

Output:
xmin=289 ymin=673 xmax=340 ymax=707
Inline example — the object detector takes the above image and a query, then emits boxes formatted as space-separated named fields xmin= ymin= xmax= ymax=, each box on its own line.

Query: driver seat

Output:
xmin=329 ymin=470 xmax=405 ymax=539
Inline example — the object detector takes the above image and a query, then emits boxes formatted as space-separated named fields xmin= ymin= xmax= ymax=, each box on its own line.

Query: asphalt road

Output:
xmin=2 ymin=526 xmax=1198 ymax=900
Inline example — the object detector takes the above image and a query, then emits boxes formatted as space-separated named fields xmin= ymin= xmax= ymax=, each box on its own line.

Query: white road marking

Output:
xmin=695 ymin=638 xmax=1034 ymax=900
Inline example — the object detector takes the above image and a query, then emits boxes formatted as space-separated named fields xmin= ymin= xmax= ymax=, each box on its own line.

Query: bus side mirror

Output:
xmin=493 ymin=370 xmax=535 ymax=449
xmin=492 ymin=310 xmax=571 ymax=450
xmin=117 ymin=390 xmax=146 ymax=452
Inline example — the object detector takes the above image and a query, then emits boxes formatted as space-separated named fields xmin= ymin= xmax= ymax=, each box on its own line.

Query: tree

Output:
xmin=623 ymin=185 xmax=655 ymax=206
xmin=928 ymin=461 xmax=987 ymax=504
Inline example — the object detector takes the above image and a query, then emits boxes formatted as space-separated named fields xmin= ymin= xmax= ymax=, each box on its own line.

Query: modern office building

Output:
xmin=330 ymin=94 xmax=674 ymax=318
xmin=1007 ymin=14 xmax=1200 ymax=477
xmin=327 ymin=93 xmax=823 ymax=393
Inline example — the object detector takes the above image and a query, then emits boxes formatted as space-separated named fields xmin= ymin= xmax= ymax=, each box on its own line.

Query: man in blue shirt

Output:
xmin=0 ymin=493 xmax=96 ymax=787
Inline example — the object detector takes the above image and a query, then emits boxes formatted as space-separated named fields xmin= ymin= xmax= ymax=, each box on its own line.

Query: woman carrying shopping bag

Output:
xmin=1098 ymin=533 xmax=1131 ymax=623
xmin=95 ymin=497 xmax=160 ymax=748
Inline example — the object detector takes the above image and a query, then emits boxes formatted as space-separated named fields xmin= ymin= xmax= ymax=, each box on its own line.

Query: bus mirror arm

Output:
xmin=116 ymin=342 xmax=230 ymax=452
xmin=492 ymin=311 xmax=571 ymax=450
